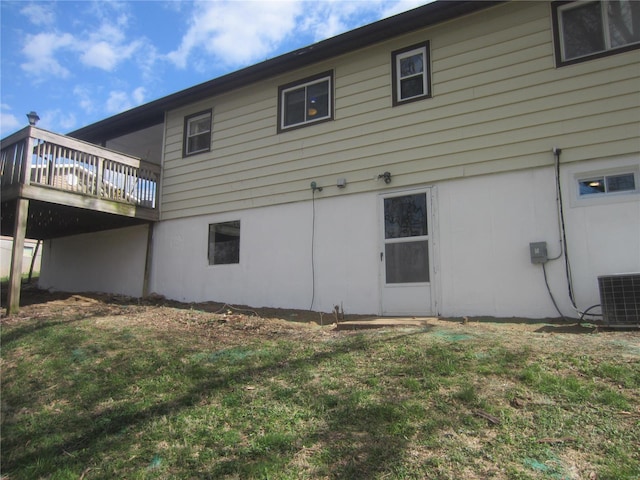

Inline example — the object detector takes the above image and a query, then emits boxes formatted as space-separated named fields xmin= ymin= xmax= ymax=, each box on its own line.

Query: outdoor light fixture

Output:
xmin=378 ymin=171 xmax=392 ymax=184
xmin=26 ymin=111 xmax=40 ymax=126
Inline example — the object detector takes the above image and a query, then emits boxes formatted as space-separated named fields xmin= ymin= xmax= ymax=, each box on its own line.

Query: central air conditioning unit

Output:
xmin=597 ymin=273 xmax=640 ymax=328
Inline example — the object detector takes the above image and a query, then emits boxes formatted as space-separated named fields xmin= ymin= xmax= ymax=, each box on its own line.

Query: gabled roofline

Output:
xmin=69 ymin=0 xmax=503 ymax=143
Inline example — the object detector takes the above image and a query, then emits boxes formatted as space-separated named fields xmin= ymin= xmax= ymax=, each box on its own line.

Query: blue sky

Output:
xmin=1 ymin=0 xmax=428 ymax=137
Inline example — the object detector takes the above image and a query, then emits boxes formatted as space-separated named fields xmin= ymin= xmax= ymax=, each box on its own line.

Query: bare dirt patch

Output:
xmin=3 ymin=285 xmax=640 ymax=358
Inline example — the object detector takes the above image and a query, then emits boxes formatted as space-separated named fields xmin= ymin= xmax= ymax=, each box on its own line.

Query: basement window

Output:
xmin=184 ymin=110 xmax=212 ymax=156
xmin=208 ymin=221 xmax=240 ymax=265
xmin=578 ymin=171 xmax=637 ymax=196
xmin=552 ymin=1 xmax=640 ymax=66
xmin=278 ymin=71 xmax=333 ymax=132
xmin=392 ymin=41 xmax=431 ymax=106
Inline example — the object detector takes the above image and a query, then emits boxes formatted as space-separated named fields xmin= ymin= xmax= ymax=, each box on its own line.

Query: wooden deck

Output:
xmin=1 ymin=126 xmax=161 ymax=314
xmin=1 ymin=126 xmax=160 ymax=223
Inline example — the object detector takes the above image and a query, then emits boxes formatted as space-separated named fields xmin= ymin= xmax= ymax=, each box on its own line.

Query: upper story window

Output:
xmin=552 ymin=1 xmax=640 ymax=66
xmin=278 ymin=71 xmax=333 ymax=132
xmin=392 ymin=42 xmax=431 ymax=106
xmin=184 ymin=110 xmax=212 ymax=156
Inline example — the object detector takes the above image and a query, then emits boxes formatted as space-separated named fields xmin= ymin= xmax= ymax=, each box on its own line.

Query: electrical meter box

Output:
xmin=529 ymin=242 xmax=548 ymax=264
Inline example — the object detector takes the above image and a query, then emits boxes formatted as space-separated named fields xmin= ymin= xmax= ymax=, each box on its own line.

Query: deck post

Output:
xmin=96 ymin=157 xmax=104 ymax=199
xmin=142 ymin=222 xmax=155 ymax=297
xmin=20 ymin=127 xmax=34 ymax=186
xmin=7 ymin=198 xmax=29 ymax=314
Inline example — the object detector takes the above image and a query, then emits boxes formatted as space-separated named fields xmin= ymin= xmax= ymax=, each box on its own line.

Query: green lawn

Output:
xmin=1 ymin=298 xmax=639 ymax=479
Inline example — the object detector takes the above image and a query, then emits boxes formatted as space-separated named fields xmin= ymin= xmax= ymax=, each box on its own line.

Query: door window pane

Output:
xmin=384 ymin=194 xmax=427 ymax=239
xmin=385 ymin=241 xmax=429 ymax=283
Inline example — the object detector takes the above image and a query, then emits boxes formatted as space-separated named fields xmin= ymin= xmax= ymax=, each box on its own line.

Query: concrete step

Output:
xmin=335 ymin=317 xmax=434 ymax=330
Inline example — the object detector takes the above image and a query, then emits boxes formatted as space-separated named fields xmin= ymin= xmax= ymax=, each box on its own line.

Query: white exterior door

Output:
xmin=380 ymin=189 xmax=434 ymax=316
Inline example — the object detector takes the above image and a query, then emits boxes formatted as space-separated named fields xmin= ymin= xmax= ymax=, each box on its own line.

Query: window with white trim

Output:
xmin=184 ymin=110 xmax=212 ymax=156
xmin=278 ymin=71 xmax=333 ymax=132
xmin=392 ymin=42 xmax=431 ymax=106
xmin=552 ymin=1 xmax=640 ymax=66
xmin=578 ymin=171 xmax=637 ymax=196
xmin=208 ymin=221 xmax=240 ymax=265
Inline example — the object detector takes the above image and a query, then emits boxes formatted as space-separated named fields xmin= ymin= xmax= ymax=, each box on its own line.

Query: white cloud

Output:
xmin=80 ymin=39 xmax=141 ymax=71
xmin=21 ymin=32 xmax=75 ymax=79
xmin=132 ymin=87 xmax=146 ymax=105
xmin=167 ymin=0 xmax=302 ymax=69
xmin=299 ymin=1 xmax=375 ymax=41
xmin=80 ymin=41 xmax=120 ymax=70
xmin=87 ymin=1 xmax=131 ymax=27
xmin=20 ymin=3 xmax=56 ymax=27
xmin=105 ymin=87 xmax=146 ymax=114
xmin=57 ymin=112 xmax=77 ymax=130
xmin=165 ymin=0 xmax=424 ymax=71
xmin=73 ymin=86 xmax=96 ymax=114
xmin=38 ymin=109 xmax=77 ymax=131
xmin=18 ymin=2 xmax=151 ymax=80
xmin=0 ymin=105 xmax=22 ymax=136
xmin=106 ymin=91 xmax=131 ymax=113
xmin=78 ymin=20 xmax=144 ymax=71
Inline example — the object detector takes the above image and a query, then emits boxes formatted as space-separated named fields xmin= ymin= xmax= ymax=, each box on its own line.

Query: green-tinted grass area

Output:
xmin=2 ymin=314 xmax=639 ymax=480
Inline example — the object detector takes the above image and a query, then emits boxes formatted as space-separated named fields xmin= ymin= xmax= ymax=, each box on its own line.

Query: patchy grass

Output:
xmin=1 ymin=294 xmax=639 ymax=479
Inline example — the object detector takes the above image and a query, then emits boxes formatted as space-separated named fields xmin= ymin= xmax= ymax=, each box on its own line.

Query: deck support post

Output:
xmin=7 ymin=198 xmax=29 ymax=314
xmin=142 ymin=222 xmax=155 ymax=297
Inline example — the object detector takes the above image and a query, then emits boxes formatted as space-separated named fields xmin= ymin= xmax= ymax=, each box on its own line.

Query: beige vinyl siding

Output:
xmin=161 ymin=1 xmax=640 ymax=220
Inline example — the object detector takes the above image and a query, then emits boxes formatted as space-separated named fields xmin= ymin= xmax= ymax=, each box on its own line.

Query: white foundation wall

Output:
xmin=438 ymin=167 xmax=566 ymax=318
xmin=151 ymin=193 xmax=381 ymax=314
xmin=39 ymin=225 xmax=149 ymax=297
xmin=437 ymin=157 xmax=640 ymax=318
xmin=152 ymin=157 xmax=639 ymax=318
xmin=561 ymin=157 xmax=640 ymax=309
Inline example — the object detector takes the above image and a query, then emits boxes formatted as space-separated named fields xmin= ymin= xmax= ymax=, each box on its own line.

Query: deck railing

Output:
xmin=1 ymin=126 xmax=159 ymax=209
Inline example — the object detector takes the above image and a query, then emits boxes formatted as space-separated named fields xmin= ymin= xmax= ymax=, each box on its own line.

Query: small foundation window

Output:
xmin=208 ymin=221 xmax=240 ymax=265
xmin=578 ymin=172 xmax=636 ymax=196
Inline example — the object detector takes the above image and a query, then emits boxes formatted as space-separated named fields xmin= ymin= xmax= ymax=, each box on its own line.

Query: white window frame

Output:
xmin=278 ymin=71 xmax=333 ymax=132
xmin=184 ymin=110 xmax=212 ymax=156
xmin=573 ymin=165 xmax=639 ymax=205
xmin=392 ymin=42 xmax=431 ymax=106
xmin=553 ymin=1 xmax=640 ymax=66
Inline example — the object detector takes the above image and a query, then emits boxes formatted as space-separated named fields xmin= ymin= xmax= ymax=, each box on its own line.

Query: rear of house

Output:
xmin=37 ymin=1 xmax=640 ymax=320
